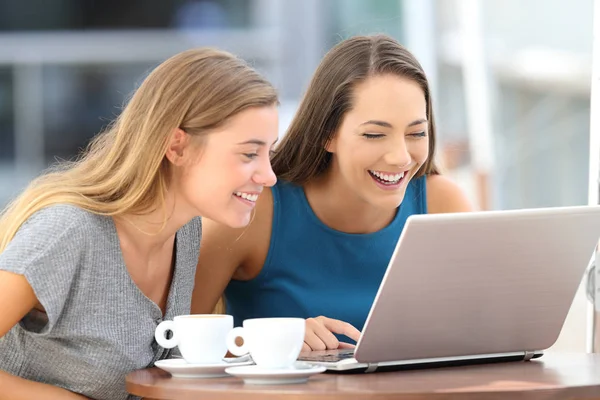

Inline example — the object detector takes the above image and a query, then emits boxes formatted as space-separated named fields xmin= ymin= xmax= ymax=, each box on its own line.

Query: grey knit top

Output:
xmin=0 ymin=204 xmax=200 ymax=400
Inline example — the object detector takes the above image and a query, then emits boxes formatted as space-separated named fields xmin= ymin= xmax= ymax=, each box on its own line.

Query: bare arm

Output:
xmin=191 ymin=218 xmax=250 ymax=314
xmin=192 ymin=188 xmax=274 ymax=314
xmin=0 ymin=271 xmax=88 ymax=400
xmin=0 ymin=372 xmax=88 ymax=400
xmin=426 ymin=174 xmax=474 ymax=214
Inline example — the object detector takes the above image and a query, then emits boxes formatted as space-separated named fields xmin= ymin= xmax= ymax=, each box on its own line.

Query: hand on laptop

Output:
xmin=302 ymin=316 xmax=361 ymax=352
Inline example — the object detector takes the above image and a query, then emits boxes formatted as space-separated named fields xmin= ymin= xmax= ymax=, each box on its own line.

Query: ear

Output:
xmin=165 ymin=128 xmax=190 ymax=166
xmin=324 ymin=134 xmax=337 ymax=153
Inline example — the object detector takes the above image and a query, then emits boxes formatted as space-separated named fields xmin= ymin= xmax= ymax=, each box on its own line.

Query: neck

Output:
xmin=304 ymin=168 xmax=397 ymax=234
xmin=113 ymin=190 xmax=192 ymax=254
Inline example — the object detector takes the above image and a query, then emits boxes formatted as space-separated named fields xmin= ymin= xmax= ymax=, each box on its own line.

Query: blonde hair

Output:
xmin=0 ymin=48 xmax=277 ymax=252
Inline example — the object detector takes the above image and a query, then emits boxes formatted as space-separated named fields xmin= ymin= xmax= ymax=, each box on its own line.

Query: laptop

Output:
xmin=298 ymin=205 xmax=600 ymax=372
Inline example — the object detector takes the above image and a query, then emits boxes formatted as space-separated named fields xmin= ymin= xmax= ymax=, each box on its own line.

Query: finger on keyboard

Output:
xmin=321 ymin=318 xmax=361 ymax=342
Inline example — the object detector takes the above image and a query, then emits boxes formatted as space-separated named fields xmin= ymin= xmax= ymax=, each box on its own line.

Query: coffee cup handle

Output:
xmin=155 ymin=320 xmax=178 ymax=349
xmin=226 ymin=327 xmax=249 ymax=356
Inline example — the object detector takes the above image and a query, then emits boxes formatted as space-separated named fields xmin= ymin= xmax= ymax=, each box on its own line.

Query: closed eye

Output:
xmin=243 ymin=153 xmax=259 ymax=160
xmin=409 ymin=131 xmax=427 ymax=138
xmin=362 ymin=133 xmax=385 ymax=139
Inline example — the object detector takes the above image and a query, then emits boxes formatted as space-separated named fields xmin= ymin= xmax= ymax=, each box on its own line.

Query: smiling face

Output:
xmin=171 ymin=105 xmax=279 ymax=228
xmin=325 ymin=74 xmax=429 ymax=210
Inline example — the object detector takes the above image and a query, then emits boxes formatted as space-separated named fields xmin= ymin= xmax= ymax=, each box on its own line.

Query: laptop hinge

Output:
xmin=523 ymin=351 xmax=535 ymax=361
xmin=364 ymin=363 xmax=379 ymax=373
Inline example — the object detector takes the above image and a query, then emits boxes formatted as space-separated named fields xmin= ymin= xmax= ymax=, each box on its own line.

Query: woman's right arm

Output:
xmin=0 ymin=271 xmax=88 ymax=400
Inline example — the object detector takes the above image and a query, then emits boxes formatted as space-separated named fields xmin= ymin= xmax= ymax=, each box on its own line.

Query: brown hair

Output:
xmin=271 ymin=34 xmax=439 ymax=184
xmin=0 ymin=48 xmax=278 ymax=252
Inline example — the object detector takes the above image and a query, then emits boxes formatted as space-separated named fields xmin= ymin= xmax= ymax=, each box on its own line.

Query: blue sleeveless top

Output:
xmin=224 ymin=176 xmax=428 ymax=334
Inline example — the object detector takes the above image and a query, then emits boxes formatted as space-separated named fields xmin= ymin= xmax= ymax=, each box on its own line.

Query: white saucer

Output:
xmin=154 ymin=358 xmax=253 ymax=378
xmin=225 ymin=362 xmax=326 ymax=385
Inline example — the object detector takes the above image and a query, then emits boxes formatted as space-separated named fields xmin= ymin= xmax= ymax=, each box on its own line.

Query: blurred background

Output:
xmin=0 ymin=0 xmax=596 ymax=351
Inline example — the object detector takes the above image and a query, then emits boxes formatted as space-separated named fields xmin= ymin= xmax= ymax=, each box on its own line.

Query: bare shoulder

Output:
xmin=238 ymin=186 xmax=274 ymax=279
xmin=192 ymin=188 xmax=274 ymax=313
xmin=425 ymin=174 xmax=474 ymax=214
xmin=199 ymin=186 xmax=274 ymax=279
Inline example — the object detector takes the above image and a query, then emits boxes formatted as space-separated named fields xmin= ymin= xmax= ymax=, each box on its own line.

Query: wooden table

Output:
xmin=126 ymin=353 xmax=600 ymax=399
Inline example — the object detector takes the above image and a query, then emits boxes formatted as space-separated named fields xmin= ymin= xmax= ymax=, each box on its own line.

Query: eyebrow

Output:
xmin=360 ymin=118 xmax=428 ymax=129
xmin=237 ymin=138 xmax=279 ymax=146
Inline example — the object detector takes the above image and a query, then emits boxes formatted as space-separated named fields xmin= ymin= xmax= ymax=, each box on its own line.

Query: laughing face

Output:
xmin=175 ymin=105 xmax=279 ymax=228
xmin=325 ymin=74 xmax=429 ymax=209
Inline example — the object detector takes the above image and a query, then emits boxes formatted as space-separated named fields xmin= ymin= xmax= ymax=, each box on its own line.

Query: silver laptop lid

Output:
xmin=355 ymin=205 xmax=600 ymax=363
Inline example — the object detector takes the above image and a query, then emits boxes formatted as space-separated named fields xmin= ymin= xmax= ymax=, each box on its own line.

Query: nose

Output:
xmin=384 ymin=137 xmax=411 ymax=168
xmin=253 ymin=157 xmax=277 ymax=187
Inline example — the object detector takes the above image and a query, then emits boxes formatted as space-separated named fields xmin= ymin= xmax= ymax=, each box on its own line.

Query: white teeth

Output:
xmin=370 ymin=170 xmax=404 ymax=182
xmin=234 ymin=192 xmax=258 ymax=202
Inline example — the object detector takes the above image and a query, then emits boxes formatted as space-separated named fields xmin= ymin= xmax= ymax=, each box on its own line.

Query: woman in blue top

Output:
xmin=192 ymin=34 xmax=473 ymax=352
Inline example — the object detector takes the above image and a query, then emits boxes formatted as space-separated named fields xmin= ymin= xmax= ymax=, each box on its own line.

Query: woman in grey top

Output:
xmin=0 ymin=48 xmax=278 ymax=399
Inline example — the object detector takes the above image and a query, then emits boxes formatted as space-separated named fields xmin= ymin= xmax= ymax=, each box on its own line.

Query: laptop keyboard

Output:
xmin=298 ymin=349 xmax=356 ymax=363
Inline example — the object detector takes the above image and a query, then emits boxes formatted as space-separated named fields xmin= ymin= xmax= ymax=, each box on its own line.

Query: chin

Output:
xmin=370 ymin=191 xmax=407 ymax=210
xmin=195 ymin=199 xmax=252 ymax=227
xmin=227 ymin=217 xmax=252 ymax=229
xmin=212 ymin=212 xmax=252 ymax=229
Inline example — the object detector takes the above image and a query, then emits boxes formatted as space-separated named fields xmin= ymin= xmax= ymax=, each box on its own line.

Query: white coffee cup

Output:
xmin=155 ymin=314 xmax=233 ymax=364
xmin=226 ymin=317 xmax=305 ymax=369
